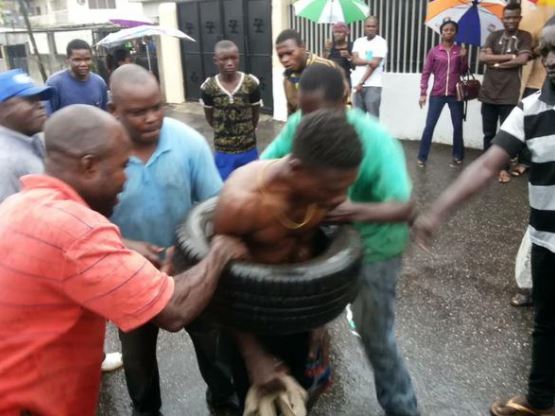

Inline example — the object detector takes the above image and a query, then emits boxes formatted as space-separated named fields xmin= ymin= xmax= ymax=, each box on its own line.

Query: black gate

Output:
xmin=177 ymin=0 xmax=273 ymax=112
xmin=6 ymin=44 xmax=28 ymax=73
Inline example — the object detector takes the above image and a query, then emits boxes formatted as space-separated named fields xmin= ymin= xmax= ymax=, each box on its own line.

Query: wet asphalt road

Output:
xmin=98 ymin=104 xmax=531 ymax=416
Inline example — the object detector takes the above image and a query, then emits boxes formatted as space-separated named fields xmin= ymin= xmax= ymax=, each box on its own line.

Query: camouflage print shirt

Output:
xmin=200 ymin=72 xmax=262 ymax=154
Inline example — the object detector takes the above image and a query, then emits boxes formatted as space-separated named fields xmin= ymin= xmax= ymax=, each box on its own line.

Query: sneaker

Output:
xmin=101 ymin=352 xmax=123 ymax=372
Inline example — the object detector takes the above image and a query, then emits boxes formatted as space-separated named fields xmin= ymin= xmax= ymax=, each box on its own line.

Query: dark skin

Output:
xmin=0 ymin=95 xmax=47 ymax=136
xmin=213 ymin=157 xmax=358 ymax=395
xmin=44 ymin=105 xmax=248 ymax=333
xmin=352 ymin=17 xmax=383 ymax=92
xmin=324 ymin=29 xmax=351 ymax=60
xmin=204 ymin=45 xmax=260 ymax=129
xmin=413 ymin=31 xmax=555 ymax=251
xmin=67 ymin=48 xmax=92 ymax=80
xmin=299 ymin=90 xmax=416 ymax=223
xmin=479 ymin=9 xmax=530 ymax=69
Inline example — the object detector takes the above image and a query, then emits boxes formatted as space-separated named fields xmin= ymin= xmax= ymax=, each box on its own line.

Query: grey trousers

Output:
xmin=353 ymin=86 xmax=382 ymax=118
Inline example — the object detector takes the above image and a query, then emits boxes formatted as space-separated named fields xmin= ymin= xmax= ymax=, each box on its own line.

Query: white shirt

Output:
xmin=351 ymin=35 xmax=388 ymax=88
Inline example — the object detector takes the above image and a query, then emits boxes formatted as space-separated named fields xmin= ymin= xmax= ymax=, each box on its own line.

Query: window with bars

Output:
xmin=288 ymin=0 xmax=485 ymax=75
xmin=88 ymin=0 xmax=115 ymax=9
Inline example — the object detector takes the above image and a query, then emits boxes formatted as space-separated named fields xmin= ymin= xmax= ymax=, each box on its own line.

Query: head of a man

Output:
xmin=109 ymin=64 xmax=164 ymax=147
xmin=539 ymin=25 xmax=555 ymax=85
xmin=275 ymin=29 xmax=307 ymax=72
xmin=288 ymin=109 xmax=361 ymax=210
xmin=503 ymin=3 xmax=522 ymax=34
xmin=114 ymin=48 xmax=133 ymax=68
xmin=66 ymin=39 xmax=93 ymax=80
xmin=332 ymin=22 xmax=349 ymax=43
xmin=44 ymin=105 xmax=130 ymax=217
xmin=214 ymin=40 xmax=240 ymax=76
xmin=298 ymin=64 xmax=346 ymax=115
xmin=0 ymin=69 xmax=52 ymax=136
xmin=364 ymin=16 xmax=379 ymax=40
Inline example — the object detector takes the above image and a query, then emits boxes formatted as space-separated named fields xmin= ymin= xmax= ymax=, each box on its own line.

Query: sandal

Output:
xmin=490 ymin=395 xmax=555 ymax=415
xmin=449 ymin=159 xmax=463 ymax=168
xmin=510 ymin=290 xmax=533 ymax=307
xmin=417 ymin=160 xmax=425 ymax=168
xmin=511 ymin=164 xmax=529 ymax=177
xmin=499 ymin=170 xmax=511 ymax=184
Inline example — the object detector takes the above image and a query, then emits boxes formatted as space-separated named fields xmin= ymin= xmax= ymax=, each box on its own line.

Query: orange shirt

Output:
xmin=0 ymin=175 xmax=174 ymax=416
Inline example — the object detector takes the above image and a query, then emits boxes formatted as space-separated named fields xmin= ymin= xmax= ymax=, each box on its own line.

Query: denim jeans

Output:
xmin=481 ymin=102 xmax=515 ymax=151
xmin=352 ymin=86 xmax=382 ymax=118
xmin=417 ymin=95 xmax=464 ymax=162
xmin=351 ymin=257 xmax=420 ymax=416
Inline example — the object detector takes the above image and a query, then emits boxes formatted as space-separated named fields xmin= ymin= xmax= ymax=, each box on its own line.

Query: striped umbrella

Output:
xmin=293 ymin=0 xmax=369 ymax=24
xmin=426 ymin=0 xmax=506 ymax=46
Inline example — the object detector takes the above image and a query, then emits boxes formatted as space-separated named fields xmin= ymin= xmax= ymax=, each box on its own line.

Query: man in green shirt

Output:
xmin=261 ymin=64 xmax=419 ymax=416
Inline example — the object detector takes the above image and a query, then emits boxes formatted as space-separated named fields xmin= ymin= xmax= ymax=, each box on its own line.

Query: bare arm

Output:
xmin=203 ymin=107 xmax=214 ymax=128
xmin=252 ymin=105 xmax=260 ymax=129
xmin=497 ymin=52 xmax=531 ymax=69
xmin=351 ymin=51 xmax=378 ymax=67
xmin=356 ymin=58 xmax=382 ymax=86
xmin=479 ymin=48 xmax=515 ymax=65
xmin=323 ymin=39 xmax=333 ymax=59
xmin=152 ymin=235 xmax=247 ymax=332
xmin=326 ymin=200 xmax=415 ymax=224
xmin=413 ymin=146 xmax=511 ymax=246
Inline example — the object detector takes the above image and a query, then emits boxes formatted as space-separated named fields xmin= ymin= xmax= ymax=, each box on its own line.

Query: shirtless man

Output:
xmin=213 ymin=109 xmax=363 ymax=408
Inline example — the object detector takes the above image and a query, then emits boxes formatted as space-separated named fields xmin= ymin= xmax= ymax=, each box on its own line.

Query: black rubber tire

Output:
xmin=176 ymin=197 xmax=363 ymax=335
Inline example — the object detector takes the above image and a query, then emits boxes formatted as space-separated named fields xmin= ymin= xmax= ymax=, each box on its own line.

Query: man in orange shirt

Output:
xmin=0 ymin=104 xmax=247 ymax=415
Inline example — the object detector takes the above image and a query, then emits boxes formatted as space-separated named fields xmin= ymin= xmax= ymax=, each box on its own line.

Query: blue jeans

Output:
xmin=418 ymin=95 xmax=464 ymax=162
xmin=215 ymin=148 xmax=258 ymax=180
xmin=352 ymin=86 xmax=382 ymax=118
xmin=351 ymin=257 xmax=420 ymax=416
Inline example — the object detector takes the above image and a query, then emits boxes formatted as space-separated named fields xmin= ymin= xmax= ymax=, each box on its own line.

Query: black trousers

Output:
xmin=118 ymin=316 xmax=236 ymax=415
xmin=481 ymin=102 xmax=515 ymax=151
xmin=527 ymin=244 xmax=555 ymax=409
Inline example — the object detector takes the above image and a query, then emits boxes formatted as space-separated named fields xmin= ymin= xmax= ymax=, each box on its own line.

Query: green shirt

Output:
xmin=261 ymin=108 xmax=411 ymax=263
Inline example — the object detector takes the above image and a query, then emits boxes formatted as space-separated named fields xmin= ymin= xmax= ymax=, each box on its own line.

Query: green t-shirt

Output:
xmin=261 ymin=108 xmax=411 ymax=263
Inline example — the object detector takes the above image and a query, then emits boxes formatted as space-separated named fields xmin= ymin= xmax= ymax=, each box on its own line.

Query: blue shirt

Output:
xmin=111 ymin=117 xmax=222 ymax=248
xmin=0 ymin=126 xmax=45 ymax=202
xmin=46 ymin=69 xmax=108 ymax=114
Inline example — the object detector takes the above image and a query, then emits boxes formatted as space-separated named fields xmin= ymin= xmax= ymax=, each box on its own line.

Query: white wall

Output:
xmin=271 ymin=71 xmax=485 ymax=150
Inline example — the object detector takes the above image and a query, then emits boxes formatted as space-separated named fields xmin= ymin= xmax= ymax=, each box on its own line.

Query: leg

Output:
xmin=352 ymin=259 xmax=419 ymax=416
xmin=352 ymin=89 xmax=367 ymax=113
xmin=233 ymin=148 xmax=258 ymax=172
xmin=447 ymin=96 xmax=465 ymax=162
xmin=527 ymin=245 xmax=555 ymax=409
xmin=119 ymin=323 xmax=162 ymax=415
xmin=364 ymin=87 xmax=382 ymax=118
xmin=481 ymin=103 xmax=499 ymax=151
xmin=186 ymin=316 xmax=238 ymax=411
xmin=417 ymin=96 xmax=446 ymax=163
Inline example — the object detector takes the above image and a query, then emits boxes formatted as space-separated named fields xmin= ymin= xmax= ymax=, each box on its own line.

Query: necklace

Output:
xmin=257 ymin=160 xmax=318 ymax=230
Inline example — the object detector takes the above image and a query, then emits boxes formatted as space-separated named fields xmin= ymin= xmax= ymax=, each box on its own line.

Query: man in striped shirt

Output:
xmin=0 ymin=105 xmax=247 ymax=415
xmin=414 ymin=25 xmax=555 ymax=416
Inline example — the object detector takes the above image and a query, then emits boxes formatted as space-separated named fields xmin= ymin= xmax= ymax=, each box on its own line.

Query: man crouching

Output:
xmin=213 ymin=109 xmax=363 ymax=413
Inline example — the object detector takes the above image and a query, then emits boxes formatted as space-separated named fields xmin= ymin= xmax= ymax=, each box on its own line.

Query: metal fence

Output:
xmin=288 ymin=0 xmax=484 ymax=74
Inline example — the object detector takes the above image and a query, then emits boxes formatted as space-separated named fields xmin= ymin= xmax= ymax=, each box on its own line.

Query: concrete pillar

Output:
xmin=158 ymin=2 xmax=185 ymax=104
xmin=46 ymin=31 xmax=58 ymax=74
xmin=271 ymin=0 xmax=290 ymax=121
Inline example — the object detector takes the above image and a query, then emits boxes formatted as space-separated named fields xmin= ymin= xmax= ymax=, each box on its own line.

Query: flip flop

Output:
xmin=511 ymin=164 xmax=529 ymax=177
xmin=490 ymin=396 xmax=555 ymax=416
xmin=499 ymin=170 xmax=511 ymax=184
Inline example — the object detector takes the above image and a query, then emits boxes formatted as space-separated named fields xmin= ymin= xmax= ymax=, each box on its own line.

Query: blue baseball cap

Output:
xmin=0 ymin=69 xmax=53 ymax=102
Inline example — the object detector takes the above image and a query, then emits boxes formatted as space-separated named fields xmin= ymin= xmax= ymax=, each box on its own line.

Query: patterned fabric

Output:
xmin=200 ymin=72 xmax=261 ymax=154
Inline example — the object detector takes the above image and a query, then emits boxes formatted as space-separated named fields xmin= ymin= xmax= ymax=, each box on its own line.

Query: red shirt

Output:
xmin=0 ymin=175 xmax=174 ymax=415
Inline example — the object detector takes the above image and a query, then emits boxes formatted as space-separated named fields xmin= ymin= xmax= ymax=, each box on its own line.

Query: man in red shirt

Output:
xmin=0 ymin=104 xmax=246 ymax=415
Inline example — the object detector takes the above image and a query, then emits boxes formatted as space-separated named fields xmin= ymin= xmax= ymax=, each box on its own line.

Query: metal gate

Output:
xmin=177 ymin=0 xmax=273 ymax=112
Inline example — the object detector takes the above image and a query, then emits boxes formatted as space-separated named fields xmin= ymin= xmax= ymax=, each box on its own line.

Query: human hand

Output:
xmin=459 ymin=46 xmax=468 ymax=58
xmin=339 ymin=49 xmax=350 ymax=58
xmin=245 ymin=350 xmax=288 ymax=395
xmin=411 ymin=212 xmax=441 ymax=253
xmin=324 ymin=200 xmax=358 ymax=223
xmin=160 ymin=246 xmax=174 ymax=275
xmin=419 ymin=95 xmax=427 ymax=109
xmin=124 ymin=239 xmax=164 ymax=268
xmin=211 ymin=235 xmax=250 ymax=263
xmin=307 ymin=326 xmax=330 ymax=366
xmin=354 ymin=83 xmax=363 ymax=93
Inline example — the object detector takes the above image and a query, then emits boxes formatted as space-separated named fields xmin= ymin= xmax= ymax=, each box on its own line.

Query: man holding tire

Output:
xmin=261 ymin=64 xmax=420 ymax=416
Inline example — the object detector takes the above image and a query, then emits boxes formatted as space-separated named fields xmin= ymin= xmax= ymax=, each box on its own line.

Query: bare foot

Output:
xmin=498 ymin=170 xmax=511 ymax=184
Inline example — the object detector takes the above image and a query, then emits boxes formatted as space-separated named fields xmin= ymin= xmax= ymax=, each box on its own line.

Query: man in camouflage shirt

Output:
xmin=201 ymin=40 xmax=262 ymax=180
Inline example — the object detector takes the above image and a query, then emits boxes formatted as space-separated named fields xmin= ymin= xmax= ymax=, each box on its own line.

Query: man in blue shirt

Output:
xmin=109 ymin=64 xmax=236 ymax=416
xmin=46 ymin=39 xmax=108 ymax=114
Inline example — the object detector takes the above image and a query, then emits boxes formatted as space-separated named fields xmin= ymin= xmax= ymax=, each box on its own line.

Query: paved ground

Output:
xmin=98 ymin=104 xmax=531 ymax=416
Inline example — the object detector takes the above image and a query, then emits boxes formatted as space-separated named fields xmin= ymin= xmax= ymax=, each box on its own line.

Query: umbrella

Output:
xmin=292 ymin=0 xmax=369 ymax=24
xmin=96 ymin=25 xmax=195 ymax=71
xmin=426 ymin=0 xmax=506 ymax=46
xmin=109 ymin=18 xmax=153 ymax=28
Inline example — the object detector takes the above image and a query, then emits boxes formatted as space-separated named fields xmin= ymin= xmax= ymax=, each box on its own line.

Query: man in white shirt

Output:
xmin=351 ymin=16 xmax=388 ymax=118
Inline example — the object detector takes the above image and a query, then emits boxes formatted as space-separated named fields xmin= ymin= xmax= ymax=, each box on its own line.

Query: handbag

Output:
xmin=456 ymin=70 xmax=481 ymax=121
